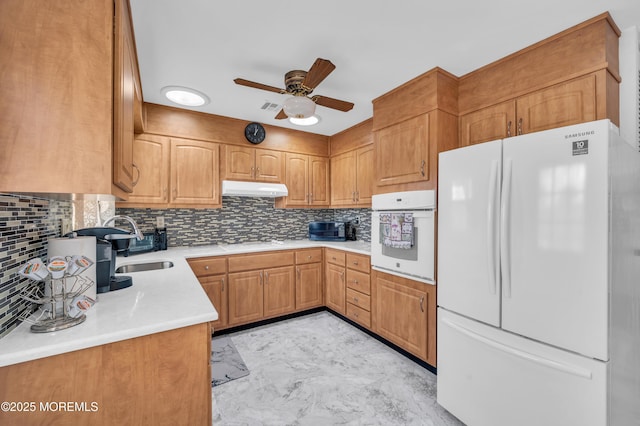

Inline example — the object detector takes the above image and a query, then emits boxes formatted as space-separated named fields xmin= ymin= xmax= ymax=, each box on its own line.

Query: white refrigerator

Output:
xmin=436 ymin=120 xmax=640 ymax=426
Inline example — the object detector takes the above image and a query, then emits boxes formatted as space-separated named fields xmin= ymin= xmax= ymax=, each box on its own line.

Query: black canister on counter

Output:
xmin=154 ymin=227 xmax=168 ymax=250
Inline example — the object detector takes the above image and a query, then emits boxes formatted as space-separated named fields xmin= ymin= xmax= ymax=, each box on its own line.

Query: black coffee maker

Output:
xmin=69 ymin=227 xmax=137 ymax=293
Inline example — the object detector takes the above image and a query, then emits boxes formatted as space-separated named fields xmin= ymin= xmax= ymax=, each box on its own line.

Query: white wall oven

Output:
xmin=371 ymin=190 xmax=435 ymax=284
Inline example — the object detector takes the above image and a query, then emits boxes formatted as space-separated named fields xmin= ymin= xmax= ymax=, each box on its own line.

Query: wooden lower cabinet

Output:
xmin=228 ymin=266 xmax=296 ymax=326
xmin=325 ymin=263 xmax=346 ymax=314
xmin=228 ymin=270 xmax=265 ymax=325
xmin=296 ymin=262 xmax=323 ymax=310
xmin=373 ymin=270 xmax=437 ymax=366
xmin=263 ymin=266 xmax=296 ymax=317
xmin=199 ymin=274 xmax=228 ymax=330
xmin=0 ymin=323 xmax=211 ymax=426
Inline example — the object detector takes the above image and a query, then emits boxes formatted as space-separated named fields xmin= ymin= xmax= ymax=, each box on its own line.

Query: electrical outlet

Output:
xmin=353 ymin=216 xmax=361 ymax=225
xmin=156 ymin=216 xmax=165 ymax=228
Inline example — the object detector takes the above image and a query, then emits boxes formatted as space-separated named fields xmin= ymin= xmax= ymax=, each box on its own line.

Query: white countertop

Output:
xmin=0 ymin=239 xmax=370 ymax=367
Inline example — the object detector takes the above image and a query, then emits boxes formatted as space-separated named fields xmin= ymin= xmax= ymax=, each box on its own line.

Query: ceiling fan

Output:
xmin=234 ymin=58 xmax=354 ymax=120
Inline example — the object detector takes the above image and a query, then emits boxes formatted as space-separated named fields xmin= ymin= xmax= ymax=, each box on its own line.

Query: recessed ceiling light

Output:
xmin=161 ymin=86 xmax=210 ymax=107
xmin=289 ymin=115 xmax=320 ymax=126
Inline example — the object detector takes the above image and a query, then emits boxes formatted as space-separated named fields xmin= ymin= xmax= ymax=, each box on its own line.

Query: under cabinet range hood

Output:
xmin=221 ymin=180 xmax=288 ymax=197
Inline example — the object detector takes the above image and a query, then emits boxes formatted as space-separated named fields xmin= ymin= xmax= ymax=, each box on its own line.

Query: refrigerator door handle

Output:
xmin=487 ymin=159 xmax=500 ymax=294
xmin=500 ymin=158 xmax=513 ymax=298
xmin=441 ymin=317 xmax=593 ymax=379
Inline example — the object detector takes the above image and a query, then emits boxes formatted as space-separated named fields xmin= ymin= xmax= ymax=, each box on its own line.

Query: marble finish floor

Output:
xmin=212 ymin=311 xmax=464 ymax=425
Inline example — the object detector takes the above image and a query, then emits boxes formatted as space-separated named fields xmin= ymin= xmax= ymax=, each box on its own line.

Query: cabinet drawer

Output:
xmin=346 ymin=269 xmax=371 ymax=295
xmin=346 ymin=287 xmax=370 ymax=311
xmin=295 ymin=249 xmax=323 ymax=264
xmin=187 ymin=257 xmax=227 ymax=276
xmin=228 ymin=251 xmax=294 ymax=272
xmin=346 ymin=253 xmax=370 ymax=273
xmin=325 ymin=248 xmax=345 ymax=266
xmin=346 ymin=302 xmax=371 ymax=328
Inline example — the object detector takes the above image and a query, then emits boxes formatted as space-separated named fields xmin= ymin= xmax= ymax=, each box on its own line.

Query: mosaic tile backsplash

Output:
xmin=118 ymin=197 xmax=372 ymax=246
xmin=0 ymin=194 xmax=71 ymax=338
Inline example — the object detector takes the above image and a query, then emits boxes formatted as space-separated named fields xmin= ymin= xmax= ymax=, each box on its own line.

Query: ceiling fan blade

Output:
xmin=302 ymin=58 xmax=336 ymax=90
xmin=234 ymin=78 xmax=286 ymax=94
xmin=274 ymin=109 xmax=288 ymax=120
xmin=313 ymin=95 xmax=354 ymax=112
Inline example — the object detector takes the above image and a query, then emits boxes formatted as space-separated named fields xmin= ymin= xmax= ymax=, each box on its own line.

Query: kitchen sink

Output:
xmin=115 ymin=261 xmax=174 ymax=273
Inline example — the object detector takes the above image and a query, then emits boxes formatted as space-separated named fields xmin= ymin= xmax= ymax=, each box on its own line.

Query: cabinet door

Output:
xmin=112 ymin=0 xmax=136 ymax=192
xmin=127 ymin=136 xmax=170 ymax=204
xmin=224 ymin=145 xmax=255 ymax=181
xmin=309 ymin=155 xmax=330 ymax=206
xmin=330 ymin=150 xmax=356 ymax=206
xmin=375 ymin=114 xmax=429 ymax=187
xmin=296 ymin=263 xmax=323 ymax=310
xmin=284 ymin=153 xmax=309 ymax=206
xmin=263 ymin=266 xmax=295 ymax=318
xmin=355 ymin=146 xmax=374 ymax=205
xmin=325 ymin=263 xmax=346 ymax=314
xmin=375 ymin=273 xmax=430 ymax=362
xmin=170 ymin=139 xmax=220 ymax=206
xmin=516 ymin=74 xmax=596 ymax=135
xmin=255 ymin=149 xmax=283 ymax=183
xmin=228 ymin=271 xmax=263 ymax=325
xmin=460 ymin=100 xmax=516 ymax=146
xmin=199 ymin=274 xmax=228 ymax=330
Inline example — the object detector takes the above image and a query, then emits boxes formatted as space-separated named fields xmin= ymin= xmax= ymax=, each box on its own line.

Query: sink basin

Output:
xmin=115 ymin=261 xmax=174 ymax=273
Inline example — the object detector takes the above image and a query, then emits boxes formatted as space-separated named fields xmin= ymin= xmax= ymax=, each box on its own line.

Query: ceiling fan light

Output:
xmin=289 ymin=115 xmax=320 ymax=126
xmin=283 ymin=96 xmax=316 ymax=118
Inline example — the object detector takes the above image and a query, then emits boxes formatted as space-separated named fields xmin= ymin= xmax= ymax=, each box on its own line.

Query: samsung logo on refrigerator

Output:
xmin=564 ymin=130 xmax=595 ymax=139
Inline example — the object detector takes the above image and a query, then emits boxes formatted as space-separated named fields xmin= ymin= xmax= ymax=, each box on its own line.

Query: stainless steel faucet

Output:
xmin=102 ymin=215 xmax=144 ymax=240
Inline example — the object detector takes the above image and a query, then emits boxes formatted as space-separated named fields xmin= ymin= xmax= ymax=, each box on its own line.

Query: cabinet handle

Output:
xmin=251 ymin=166 xmax=255 ymax=179
xmin=132 ymin=163 xmax=140 ymax=187
xmin=517 ymin=118 xmax=523 ymax=135
xmin=163 ymin=188 xmax=168 ymax=200
xmin=420 ymin=160 xmax=425 ymax=177
xmin=352 ymin=191 xmax=356 ymax=202
xmin=420 ymin=296 xmax=425 ymax=313
xmin=204 ymin=265 xmax=209 ymax=270
xmin=309 ymin=193 xmax=313 ymax=203
xmin=340 ymin=271 xmax=344 ymax=282
xmin=354 ymin=297 xmax=359 ymax=303
xmin=307 ymin=255 xmax=312 ymax=260
xmin=356 ymin=191 xmax=359 ymax=202
xmin=256 ymin=167 xmax=260 ymax=178
xmin=353 ymin=260 xmax=359 ymax=265
xmin=297 ymin=267 xmax=301 ymax=279
xmin=260 ymin=271 xmax=263 ymax=285
xmin=172 ymin=189 xmax=177 ymax=200
xmin=507 ymin=120 xmax=512 ymax=137
xmin=265 ymin=271 xmax=269 ymax=283
xmin=221 ymin=277 xmax=225 ymax=292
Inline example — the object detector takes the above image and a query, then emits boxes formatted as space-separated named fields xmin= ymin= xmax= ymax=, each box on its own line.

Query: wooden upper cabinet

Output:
xmin=516 ymin=74 xmax=597 ymax=135
xmin=223 ymin=145 xmax=284 ymax=183
xmin=375 ymin=114 xmax=429 ymax=187
xmin=170 ymin=139 xmax=220 ymax=206
xmin=309 ymin=155 xmax=330 ymax=206
xmin=460 ymin=74 xmax=597 ymax=146
xmin=330 ymin=145 xmax=373 ymax=207
xmin=126 ymin=135 xmax=170 ymax=204
xmin=0 ymin=0 xmax=114 ymax=195
xmin=460 ymin=101 xmax=516 ymax=146
xmin=281 ymin=153 xmax=329 ymax=207
xmin=112 ymin=0 xmax=137 ymax=193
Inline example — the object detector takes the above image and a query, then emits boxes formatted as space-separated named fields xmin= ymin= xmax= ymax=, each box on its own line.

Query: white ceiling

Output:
xmin=130 ymin=0 xmax=640 ymax=136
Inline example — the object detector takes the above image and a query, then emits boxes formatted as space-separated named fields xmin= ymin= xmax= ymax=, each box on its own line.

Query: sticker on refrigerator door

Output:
xmin=572 ymin=140 xmax=589 ymax=156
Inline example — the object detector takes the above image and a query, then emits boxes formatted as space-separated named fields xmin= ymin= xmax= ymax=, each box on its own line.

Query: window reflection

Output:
xmin=537 ymin=163 xmax=586 ymax=252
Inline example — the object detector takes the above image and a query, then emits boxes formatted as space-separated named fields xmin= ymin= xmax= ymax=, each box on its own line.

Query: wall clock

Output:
xmin=244 ymin=122 xmax=266 ymax=144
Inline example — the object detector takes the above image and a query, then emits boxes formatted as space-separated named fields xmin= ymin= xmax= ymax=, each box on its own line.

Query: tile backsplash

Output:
xmin=0 ymin=194 xmax=369 ymax=339
xmin=0 ymin=194 xmax=71 ymax=338
xmin=117 ymin=196 xmax=372 ymax=246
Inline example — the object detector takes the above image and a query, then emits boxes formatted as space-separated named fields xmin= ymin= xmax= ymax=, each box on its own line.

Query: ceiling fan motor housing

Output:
xmin=285 ymin=70 xmax=311 ymax=95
